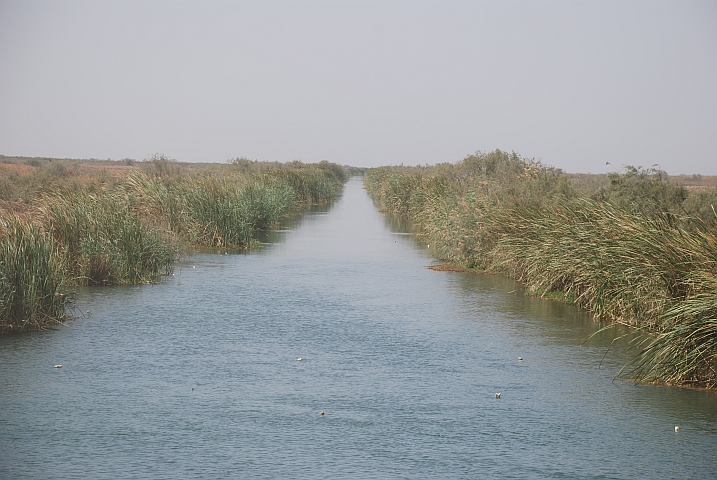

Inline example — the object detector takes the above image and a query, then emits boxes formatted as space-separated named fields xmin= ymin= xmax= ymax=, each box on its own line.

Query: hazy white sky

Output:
xmin=1 ymin=1 xmax=715 ymax=173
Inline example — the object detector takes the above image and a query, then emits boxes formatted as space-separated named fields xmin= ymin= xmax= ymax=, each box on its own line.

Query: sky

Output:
xmin=1 ymin=1 xmax=716 ymax=174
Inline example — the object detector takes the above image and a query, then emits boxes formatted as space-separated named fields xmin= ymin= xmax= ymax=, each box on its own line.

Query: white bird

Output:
xmin=297 ymin=357 xmax=303 ymax=361
xmin=675 ymin=426 xmax=680 ymax=432
xmin=495 ymin=393 xmax=501 ymax=399
xmin=54 ymin=365 xmax=62 ymax=368
xmin=319 ymin=411 xmax=325 ymax=416
xmin=518 ymin=357 xmax=523 ymax=361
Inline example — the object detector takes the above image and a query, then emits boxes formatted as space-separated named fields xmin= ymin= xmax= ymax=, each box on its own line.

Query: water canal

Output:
xmin=1 ymin=177 xmax=715 ymax=479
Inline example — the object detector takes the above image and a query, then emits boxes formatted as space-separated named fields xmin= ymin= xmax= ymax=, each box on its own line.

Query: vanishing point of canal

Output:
xmin=1 ymin=177 xmax=715 ymax=479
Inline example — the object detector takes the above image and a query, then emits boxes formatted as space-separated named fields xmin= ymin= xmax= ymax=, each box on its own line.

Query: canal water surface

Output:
xmin=1 ymin=177 xmax=716 ymax=479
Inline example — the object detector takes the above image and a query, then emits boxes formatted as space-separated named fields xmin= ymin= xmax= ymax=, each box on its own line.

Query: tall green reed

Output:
xmin=127 ymin=164 xmax=344 ymax=248
xmin=39 ymin=189 xmax=177 ymax=286
xmin=126 ymin=172 xmax=296 ymax=247
xmin=0 ymin=214 xmax=67 ymax=332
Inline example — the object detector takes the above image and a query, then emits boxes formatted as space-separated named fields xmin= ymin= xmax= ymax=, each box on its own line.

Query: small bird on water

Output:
xmin=54 ymin=365 xmax=62 ymax=368
xmin=675 ymin=426 xmax=680 ymax=432
xmin=495 ymin=393 xmax=501 ymax=399
xmin=320 ymin=411 xmax=325 ymax=416
xmin=297 ymin=357 xmax=302 ymax=361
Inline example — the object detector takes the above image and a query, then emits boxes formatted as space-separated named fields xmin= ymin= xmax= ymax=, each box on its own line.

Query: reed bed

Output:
xmin=126 ymin=164 xmax=343 ymax=247
xmin=365 ymin=150 xmax=717 ymax=388
xmin=39 ymin=189 xmax=177 ymax=286
xmin=0 ymin=160 xmax=347 ymax=332
xmin=0 ymin=214 xmax=67 ymax=333
xmin=126 ymin=173 xmax=296 ymax=247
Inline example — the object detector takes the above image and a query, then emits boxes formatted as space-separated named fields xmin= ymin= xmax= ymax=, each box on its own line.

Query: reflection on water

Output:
xmin=255 ymin=201 xmax=337 ymax=245
xmin=1 ymin=177 xmax=715 ymax=479
xmin=382 ymin=211 xmax=419 ymax=235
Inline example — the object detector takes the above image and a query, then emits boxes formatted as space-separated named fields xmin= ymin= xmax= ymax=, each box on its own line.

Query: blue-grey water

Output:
xmin=1 ymin=177 xmax=716 ymax=479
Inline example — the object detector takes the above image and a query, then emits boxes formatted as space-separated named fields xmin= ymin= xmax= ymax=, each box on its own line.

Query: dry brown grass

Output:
xmin=670 ymin=175 xmax=717 ymax=190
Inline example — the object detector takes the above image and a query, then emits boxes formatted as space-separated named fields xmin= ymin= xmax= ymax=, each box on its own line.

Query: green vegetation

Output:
xmin=0 ymin=156 xmax=347 ymax=333
xmin=0 ymin=214 xmax=66 ymax=333
xmin=125 ymin=172 xmax=296 ymax=248
xmin=365 ymin=150 xmax=717 ymax=389
xmin=39 ymin=189 xmax=176 ymax=286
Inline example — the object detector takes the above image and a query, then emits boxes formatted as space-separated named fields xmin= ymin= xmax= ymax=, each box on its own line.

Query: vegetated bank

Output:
xmin=364 ymin=150 xmax=717 ymax=389
xmin=0 ymin=155 xmax=348 ymax=334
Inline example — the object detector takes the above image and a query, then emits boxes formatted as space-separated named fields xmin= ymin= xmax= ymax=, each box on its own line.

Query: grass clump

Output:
xmin=0 ymin=214 xmax=68 ymax=333
xmin=39 ymin=189 xmax=177 ymax=286
xmin=365 ymin=150 xmax=717 ymax=388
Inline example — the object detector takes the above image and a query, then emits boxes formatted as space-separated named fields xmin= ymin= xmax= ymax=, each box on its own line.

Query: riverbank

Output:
xmin=364 ymin=151 xmax=717 ymax=389
xmin=0 ymin=156 xmax=348 ymax=333
xmin=4 ymin=176 xmax=714 ymax=479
